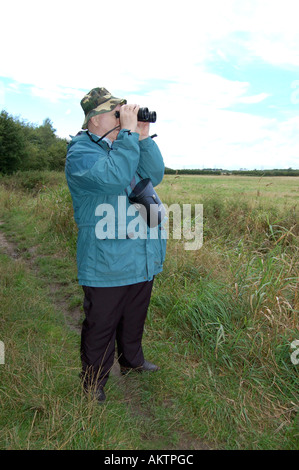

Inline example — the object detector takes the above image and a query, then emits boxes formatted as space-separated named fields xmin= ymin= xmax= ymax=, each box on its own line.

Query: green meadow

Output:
xmin=0 ymin=171 xmax=298 ymax=450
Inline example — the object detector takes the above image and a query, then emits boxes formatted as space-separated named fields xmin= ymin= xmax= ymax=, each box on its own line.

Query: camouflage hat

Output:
xmin=80 ymin=87 xmax=127 ymax=129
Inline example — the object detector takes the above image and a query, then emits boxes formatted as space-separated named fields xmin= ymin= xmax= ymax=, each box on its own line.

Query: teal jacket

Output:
xmin=65 ymin=129 xmax=167 ymax=287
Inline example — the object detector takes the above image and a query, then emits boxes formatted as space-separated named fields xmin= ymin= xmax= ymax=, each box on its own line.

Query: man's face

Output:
xmin=91 ymin=104 xmax=121 ymax=142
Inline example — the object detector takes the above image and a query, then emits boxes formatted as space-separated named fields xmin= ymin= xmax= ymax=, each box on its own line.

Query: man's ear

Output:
xmin=89 ymin=115 xmax=99 ymax=128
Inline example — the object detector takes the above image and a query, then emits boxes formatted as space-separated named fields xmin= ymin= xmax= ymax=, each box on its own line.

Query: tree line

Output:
xmin=0 ymin=110 xmax=68 ymax=174
xmin=164 ymin=167 xmax=299 ymax=176
xmin=1 ymin=110 xmax=298 ymax=177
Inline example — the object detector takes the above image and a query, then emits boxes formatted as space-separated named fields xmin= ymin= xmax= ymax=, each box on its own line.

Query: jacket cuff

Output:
xmin=138 ymin=136 xmax=154 ymax=148
xmin=117 ymin=129 xmax=140 ymax=140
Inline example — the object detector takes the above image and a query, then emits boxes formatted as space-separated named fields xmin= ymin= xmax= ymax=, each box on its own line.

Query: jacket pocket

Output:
xmin=95 ymin=238 xmax=146 ymax=278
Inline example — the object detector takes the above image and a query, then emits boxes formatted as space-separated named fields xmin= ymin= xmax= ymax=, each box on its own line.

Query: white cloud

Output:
xmin=238 ymin=93 xmax=270 ymax=104
xmin=30 ymin=85 xmax=82 ymax=103
xmin=1 ymin=0 xmax=299 ymax=169
xmin=1 ymin=0 xmax=298 ymax=88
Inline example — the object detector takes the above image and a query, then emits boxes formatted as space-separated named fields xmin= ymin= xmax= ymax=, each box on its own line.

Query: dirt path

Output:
xmin=0 ymin=221 xmax=212 ymax=450
xmin=0 ymin=222 xmax=19 ymax=258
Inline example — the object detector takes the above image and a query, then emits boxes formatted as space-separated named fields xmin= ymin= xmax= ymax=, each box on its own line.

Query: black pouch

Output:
xmin=128 ymin=178 xmax=166 ymax=228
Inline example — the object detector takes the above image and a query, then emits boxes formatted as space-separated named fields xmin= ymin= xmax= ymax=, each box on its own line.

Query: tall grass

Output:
xmin=154 ymin=176 xmax=299 ymax=447
xmin=0 ymin=171 xmax=298 ymax=449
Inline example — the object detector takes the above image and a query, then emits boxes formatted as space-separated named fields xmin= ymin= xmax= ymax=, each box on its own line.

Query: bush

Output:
xmin=0 ymin=111 xmax=68 ymax=174
xmin=0 ymin=111 xmax=29 ymax=174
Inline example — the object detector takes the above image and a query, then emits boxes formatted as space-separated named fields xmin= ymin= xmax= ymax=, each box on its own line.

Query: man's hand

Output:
xmin=136 ymin=121 xmax=150 ymax=140
xmin=119 ymin=104 xmax=139 ymax=133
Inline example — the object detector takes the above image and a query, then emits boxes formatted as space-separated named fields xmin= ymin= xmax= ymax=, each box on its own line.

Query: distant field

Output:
xmin=159 ymin=174 xmax=299 ymax=208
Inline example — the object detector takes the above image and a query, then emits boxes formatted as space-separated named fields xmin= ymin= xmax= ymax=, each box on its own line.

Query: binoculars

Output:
xmin=115 ymin=107 xmax=157 ymax=123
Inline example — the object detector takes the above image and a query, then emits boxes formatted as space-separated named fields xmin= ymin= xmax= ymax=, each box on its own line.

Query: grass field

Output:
xmin=0 ymin=171 xmax=298 ymax=450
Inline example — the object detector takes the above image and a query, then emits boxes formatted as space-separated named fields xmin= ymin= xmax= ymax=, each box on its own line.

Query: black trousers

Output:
xmin=81 ymin=279 xmax=154 ymax=389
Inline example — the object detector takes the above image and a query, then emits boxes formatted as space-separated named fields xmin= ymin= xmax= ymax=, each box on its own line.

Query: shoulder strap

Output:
xmin=125 ymin=175 xmax=136 ymax=196
xmin=86 ymin=127 xmax=120 ymax=146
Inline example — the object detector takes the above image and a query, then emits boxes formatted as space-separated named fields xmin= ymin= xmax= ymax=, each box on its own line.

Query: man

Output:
xmin=65 ymin=87 xmax=166 ymax=403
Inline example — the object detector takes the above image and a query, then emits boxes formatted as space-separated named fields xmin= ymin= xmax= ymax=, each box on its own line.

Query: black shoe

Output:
xmin=120 ymin=360 xmax=160 ymax=376
xmin=84 ymin=386 xmax=106 ymax=403
xmin=80 ymin=370 xmax=106 ymax=403
xmin=94 ymin=388 xmax=106 ymax=403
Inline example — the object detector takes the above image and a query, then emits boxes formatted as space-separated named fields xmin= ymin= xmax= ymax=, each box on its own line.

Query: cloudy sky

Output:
xmin=1 ymin=0 xmax=299 ymax=170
